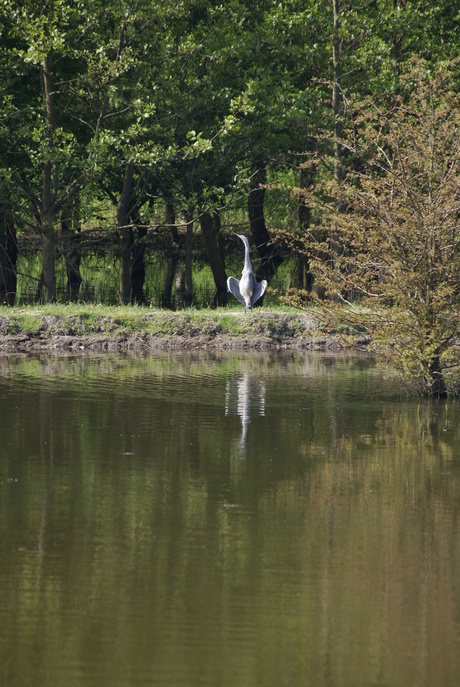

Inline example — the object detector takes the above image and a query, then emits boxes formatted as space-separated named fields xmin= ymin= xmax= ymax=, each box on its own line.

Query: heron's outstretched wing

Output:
xmin=227 ymin=277 xmax=246 ymax=306
xmin=251 ymin=279 xmax=268 ymax=306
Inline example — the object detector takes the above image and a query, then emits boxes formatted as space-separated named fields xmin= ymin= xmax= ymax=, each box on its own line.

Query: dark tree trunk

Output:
xmin=118 ymin=163 xmax=135 ymax=305
xmin=332 ymin=0 xmax=343 ymax=189
xmin=293 ymin=163 xmax=314 ymax=291
xmin=248 ymin=162 xmax=283 ymax=289
xmin=174 ymin=212 xmax=194 ymax=309
xmin=39 ymin=54 xmax=57 ymax=303
xmin=200 ymin=210 xmax=228 ymax=306
xmin=61 ymin=201 xmax=82 ymax=302
xmin=131 ymin=225 xmax=147 ymax=305
xmin=162 ymin=257 xmax=179 ymax=308
xmin=290 ymin=254 xmax=310 ymax=291
xmin=429 ymin=357 xmax=447 ymax=399
xmin=162 ymin=197 xmax=179 ymax=308
xmin=40 ymin=217 xmax=57 ymax=302
xmin=184 ymin=212 xmax=194 ymax=300
xmin=120 ymin=227 xmax=134 ymax=305
xmin=0 ymin=206 xmax=17 ymax=305
xmin=165 ymin=195 xmax=180 ymax=244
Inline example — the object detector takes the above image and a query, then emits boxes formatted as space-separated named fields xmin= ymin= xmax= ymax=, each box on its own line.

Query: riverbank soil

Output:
xmin=0 ymin=309 xmax=370 ymax=352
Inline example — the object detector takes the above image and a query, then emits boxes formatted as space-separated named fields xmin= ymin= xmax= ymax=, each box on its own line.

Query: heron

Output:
xmin=227 ymin=234 xmax=268 ymax=311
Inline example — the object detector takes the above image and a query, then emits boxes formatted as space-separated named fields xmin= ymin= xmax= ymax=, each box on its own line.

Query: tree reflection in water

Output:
xmin=1 ymin=353 xmax=460 ymax=687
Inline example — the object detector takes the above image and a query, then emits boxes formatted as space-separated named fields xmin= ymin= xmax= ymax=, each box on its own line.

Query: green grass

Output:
xmin=17 ymin=314 xmax=44 ymax=335
xmin=0 ymin=303 xmax=325 ymax=342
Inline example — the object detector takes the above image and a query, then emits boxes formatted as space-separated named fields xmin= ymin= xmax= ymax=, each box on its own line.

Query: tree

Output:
xmin=0 ymin=195 xmax=17 ymax=305
xmin=0 ymin=0 xmax=133 ymax=302
xmin=295 ymin=59 xmax=460 ymax=397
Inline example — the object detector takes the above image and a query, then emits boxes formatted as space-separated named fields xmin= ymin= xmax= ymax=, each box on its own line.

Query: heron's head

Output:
xmin=236 ymin=233 xmax=250 ymax=250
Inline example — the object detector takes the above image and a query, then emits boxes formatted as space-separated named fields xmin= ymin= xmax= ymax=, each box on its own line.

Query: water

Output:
xmin=1 ymin=352 xmax=459 ymax=687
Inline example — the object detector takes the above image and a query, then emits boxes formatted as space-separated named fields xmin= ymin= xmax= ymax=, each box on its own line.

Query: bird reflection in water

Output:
xmin=225 ymin=372 xmax=266 ymax=453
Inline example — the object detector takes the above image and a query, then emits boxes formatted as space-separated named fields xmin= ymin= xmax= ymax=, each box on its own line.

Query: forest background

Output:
xmin=0 ymin=0 xmax=459 ymax=396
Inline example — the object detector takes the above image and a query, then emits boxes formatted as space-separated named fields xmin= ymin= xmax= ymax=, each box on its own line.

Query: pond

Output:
xmin=1 ymin=352 xmax=459 ymax=687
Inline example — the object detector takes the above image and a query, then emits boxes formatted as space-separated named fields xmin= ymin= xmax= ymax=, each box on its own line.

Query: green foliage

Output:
xmin=293 ymin=59 xmax=460 ymax=397
xmin=1 ymin=0 xmax=459 ymax=315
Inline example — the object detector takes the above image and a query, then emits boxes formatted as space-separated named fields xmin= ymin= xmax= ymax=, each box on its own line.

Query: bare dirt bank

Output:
xmin=0 ymin=332 xmax=356 ymax=352
xmin=0 ymin=309 xmax=370 ymax=353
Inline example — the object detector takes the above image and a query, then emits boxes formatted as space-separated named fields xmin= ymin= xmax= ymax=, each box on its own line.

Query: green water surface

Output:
xmin=1 ymin=352 xmax=459 ymax=687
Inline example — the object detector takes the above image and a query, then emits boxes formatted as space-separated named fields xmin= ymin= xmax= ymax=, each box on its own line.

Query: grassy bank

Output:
xmin=0 ymin=304 xmax=370 ymax=352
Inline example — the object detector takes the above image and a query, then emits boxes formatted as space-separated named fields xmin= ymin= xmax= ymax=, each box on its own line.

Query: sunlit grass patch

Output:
xmin=0 ymin=302 xmax=334 ymax=343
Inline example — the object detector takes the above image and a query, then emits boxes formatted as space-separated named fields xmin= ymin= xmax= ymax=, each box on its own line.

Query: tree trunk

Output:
xmin=118 ymin=163 xmax=135 ymax=305
xmin=40 ymin=218 xmax=57 ymax=302
xmin=165 ymin=195 xmax=180 ymax=244
xmin=39 ymin=54 xmax=58 ymax=302
xmin=175 ymin=212 xmax=194 ymax=309
xmin=248 ymin=162 xmax=282 ymax=287
xmin=293 ymin=163 xmax=314 ymax=291
xmin=62 ymin=200 xmax=82 ymax=302
xmin=162 ymin=257 xmax=179 ymax=308
xmin=131 ymin=225 xmax=147 ymax=305
xmin=185 ymin=212 xmax=194 ymax=300
xmin=200 ymin=210 xmax=228 ymax=306
xmin=0 ymin=205 xmax=17 ymax=305
xmin=332 ymin=0 xmax=343 ymax=189
xmin=429 ymin=357 xmax=447 ymax=399
xmin=290 ymin=254 xmax=309 ymax=291
xmin=390 ymin=0 xmax=404 ymax=80
xmin=162 ymin=197 xmax=179 ymax=308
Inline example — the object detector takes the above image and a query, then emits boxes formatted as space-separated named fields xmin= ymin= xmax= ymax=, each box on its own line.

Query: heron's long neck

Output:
xmin=243 ymin=248 xmax=252 ymax=272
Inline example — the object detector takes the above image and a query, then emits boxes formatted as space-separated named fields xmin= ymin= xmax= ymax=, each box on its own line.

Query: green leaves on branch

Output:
xmin=297 ymin=58 xmax=460 ymax=396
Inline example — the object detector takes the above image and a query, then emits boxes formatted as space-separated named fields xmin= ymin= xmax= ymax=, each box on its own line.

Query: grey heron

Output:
xmin=226 ymin=234 xmax=268 ymax=310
